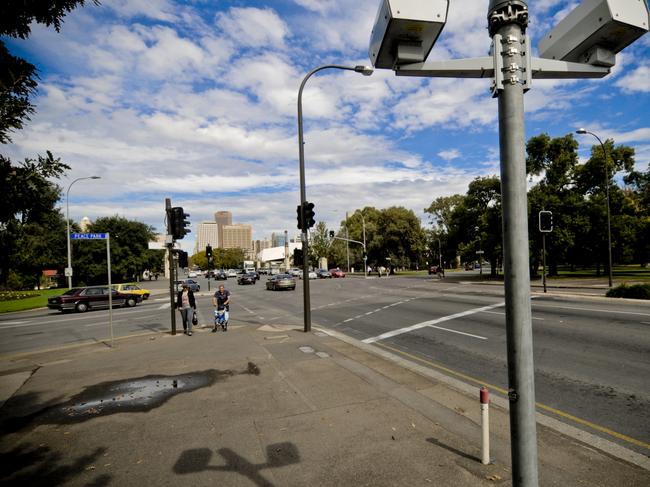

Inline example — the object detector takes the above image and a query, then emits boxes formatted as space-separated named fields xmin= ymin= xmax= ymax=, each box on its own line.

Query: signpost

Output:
xmin=70 ymin=233 xmax=113 ymax=347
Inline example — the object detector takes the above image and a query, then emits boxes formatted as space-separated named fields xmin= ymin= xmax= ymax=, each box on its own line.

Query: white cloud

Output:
xmin=614 ymin=65 xmax=650 ymax=93
xmin=438 ymin=149 xmax=461 ymax=161
xmin=216 ymin=7 xmax=290 ymax=49
xmin=106 ymin=0 xmax=178 ymax=22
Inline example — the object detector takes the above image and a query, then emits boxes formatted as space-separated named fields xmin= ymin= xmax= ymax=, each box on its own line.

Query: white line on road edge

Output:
xmin=481 ymin=310 xmax=545 ymax=320
xmin=362 ymin=302 xmax=505 ymax=344
xmin=533 ymin=303 xmax=650 ymax=317
xmin=428 ymin=325 xmax=487 ymax=340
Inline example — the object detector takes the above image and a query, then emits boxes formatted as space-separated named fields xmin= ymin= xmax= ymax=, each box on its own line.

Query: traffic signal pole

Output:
xmin=166 ymin=198 xmax=177 ymax=336
xmin=492 ymin=3 xmax=539 ymax=485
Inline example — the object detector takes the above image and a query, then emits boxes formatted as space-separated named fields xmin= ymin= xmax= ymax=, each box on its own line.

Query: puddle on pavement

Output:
xmin=1 ymin=363 xmax=261 ymax=431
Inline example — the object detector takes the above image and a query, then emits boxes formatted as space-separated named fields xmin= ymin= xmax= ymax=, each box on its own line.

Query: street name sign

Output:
xmin=70 ymin=233 xmax=108 ymax=240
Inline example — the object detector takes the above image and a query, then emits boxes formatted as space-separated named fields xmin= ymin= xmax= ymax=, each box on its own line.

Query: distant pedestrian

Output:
xmin=176 ymin=283 xmax=196 ymax=336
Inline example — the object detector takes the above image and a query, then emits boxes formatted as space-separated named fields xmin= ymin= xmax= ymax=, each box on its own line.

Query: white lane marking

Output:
xmin=428 ymin=325 xmax=487 ymax=340
xmin=364 ymin=311 xmax=373 ymax=316
xmin=239 ymin=304 xmax=256 ymax=315
xmin=481 ymin=310 xmax=544 ymax=321
xmin=362 ymin=302 xmax=505 ymax=344
xmin=157 ymin=303 xmax=171 ymax=310
xmin=343 ymin=318 xmax=354 ymax=323
xmin=533 ymin=303 xmax=650 ymax=317
xmin=0 ymin=321 xmax=27 ymax=325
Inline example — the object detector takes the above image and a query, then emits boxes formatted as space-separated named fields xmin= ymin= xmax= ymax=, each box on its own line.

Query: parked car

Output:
xmin=288 ymin=268 xmax=302 ymax=277
xmin=214 ymin=270 xmax=228 ymax=280
xmin=317 ymin=269 xmax=332 ymax=279
xmin=174 ymin=279 xmax=201 ymax=292
xmin=48 ymin=286 xmax=141 ymax=313
xmin=266 ymin=274 xmax=296 ymax=291
xmin=329 ymin=268 xmax=346 ymax=278
xmin=237 ymin=273 xmax=258 ymax=285
xmin=112 ymin=283 xmax=151 ymax=300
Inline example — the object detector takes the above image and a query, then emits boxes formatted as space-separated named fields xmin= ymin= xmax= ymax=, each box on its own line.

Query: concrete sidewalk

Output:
xmin=0 ymin=321 xmax=648 ymax=486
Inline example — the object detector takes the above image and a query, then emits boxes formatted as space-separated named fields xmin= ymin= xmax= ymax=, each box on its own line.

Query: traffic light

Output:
xmin=178 ymin=250 xmax=189 ymax=268
xmin=329 ymin=230 xmax=335 ymax=238
xmin=539 ymin=210 xmax=553 ymax=233
xmin=303 ymin=202 xmax=315 ymax=228
xmin=296 ymin=204 xmax=303 ymax=230
xmin=206 ymin=245 xmax=212 ymax=259
xmin=293 ymin=247 xmax=303 ymax=264
xmin=169 ymin=207 xmax=191 ymax=240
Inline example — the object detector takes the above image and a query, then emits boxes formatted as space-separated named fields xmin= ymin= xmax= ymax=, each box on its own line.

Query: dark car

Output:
xmin=214 ymin=270 xmax=228 ymax=280
xmin=47 ymin=286 xmax=141 ymax=313
xmin=317 ymin=269 xmax=332 ymax=279
xmin=266 ymin=274 xmax=296 ymax=291
xmin=237 ymin=273 xmax=257 ymax=285
xmin=174 ymin=279 xmax=201 ymax=292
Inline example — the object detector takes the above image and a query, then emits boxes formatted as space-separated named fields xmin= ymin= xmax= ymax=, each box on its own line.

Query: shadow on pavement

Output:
xmin=1 ymin=365 xmax=261 ymax=433
xmin=0 ymin=443 xmax=111 ymax=487
xmin=426 ymin=437 xmax=480 ymax=463
xmin=173 ymin=442 xmax=300 ymax=487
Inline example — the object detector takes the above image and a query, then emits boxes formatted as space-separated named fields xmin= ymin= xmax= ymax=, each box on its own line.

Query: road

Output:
xmin=1 ymin=274 xmax=649 ymax=456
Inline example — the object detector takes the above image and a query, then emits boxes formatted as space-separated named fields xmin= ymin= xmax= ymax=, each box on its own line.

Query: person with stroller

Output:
xmin=212 ymin=284 xmax=231 ymax=332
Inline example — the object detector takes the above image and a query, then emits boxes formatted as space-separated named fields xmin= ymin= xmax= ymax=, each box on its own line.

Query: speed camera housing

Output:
xmin=538 ymin=0 xmax=649 ymax=67
xmin=369 ymin=0 xmax=449 ymax=69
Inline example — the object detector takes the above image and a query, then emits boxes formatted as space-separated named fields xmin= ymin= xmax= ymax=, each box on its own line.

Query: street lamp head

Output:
xmin=575 ymin=128 xmax=587 ymax=134
xmin=354 ymin=65 xmax=374 ymax=76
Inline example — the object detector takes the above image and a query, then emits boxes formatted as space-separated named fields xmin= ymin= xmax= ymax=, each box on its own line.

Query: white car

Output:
xmin=188 ymin=271 xmax=199 ymax=278
xmin=299 ymin=271 xmax=318 ymax=279
xmin=227 ymin=269 xmax=238 ymax=278
xmin=288 ymin=268 xmax=301 ymax=277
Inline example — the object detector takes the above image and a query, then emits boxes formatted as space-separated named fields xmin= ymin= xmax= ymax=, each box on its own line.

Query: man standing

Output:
xmin=212 ymin=284 xmax=231 ymax=332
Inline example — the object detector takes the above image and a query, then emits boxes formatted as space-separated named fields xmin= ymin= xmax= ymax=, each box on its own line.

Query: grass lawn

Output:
xmin=0 ymin=288 xmax=65 ymax=313
xmin=550 ymin=265 xmax=650 ymax=283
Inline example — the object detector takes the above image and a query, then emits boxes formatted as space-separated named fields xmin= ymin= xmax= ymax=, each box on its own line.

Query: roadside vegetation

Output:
xmin=0 ymin=289 xmax=64 ymax=313
xmin=606 ymin=284 xmax=650 ymax=300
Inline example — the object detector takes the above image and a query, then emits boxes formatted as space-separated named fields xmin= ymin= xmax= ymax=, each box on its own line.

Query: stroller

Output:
xmin=213 ymin=307 xmax=228 ymax=332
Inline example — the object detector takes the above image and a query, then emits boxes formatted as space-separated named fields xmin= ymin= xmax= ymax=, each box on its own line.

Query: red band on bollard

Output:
xmin=480 ymin=387 xmax=489 ymax=404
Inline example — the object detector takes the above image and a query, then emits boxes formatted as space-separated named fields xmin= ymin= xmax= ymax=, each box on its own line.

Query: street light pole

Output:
xmin=297 ymin=64 xmax=373 ymax=332
xmin=66 ymin=176 xmax=101 ymax=288
xmin=361 ymin=212 xmax=367 ymax=279
xmin=576 ymin=129 xmax=613 ymax=288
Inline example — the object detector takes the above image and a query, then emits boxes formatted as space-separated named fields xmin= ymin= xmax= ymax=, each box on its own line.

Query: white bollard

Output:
xmin=481 ymin=386 xmax=490 ymax=465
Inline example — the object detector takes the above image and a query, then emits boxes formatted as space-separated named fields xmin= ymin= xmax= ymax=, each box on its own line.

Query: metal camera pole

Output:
xmin=489 ymin=2 xmax=538 ymax=484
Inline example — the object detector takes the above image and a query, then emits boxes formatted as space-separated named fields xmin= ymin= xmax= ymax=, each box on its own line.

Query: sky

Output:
xmin=4 ymin=0 xmax=649 ymax=252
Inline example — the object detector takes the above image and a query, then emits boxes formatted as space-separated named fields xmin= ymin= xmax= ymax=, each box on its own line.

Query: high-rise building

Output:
xmin=254 ymin=239 xmax=272 ymax=259
xmin=196 ymin=221 xmax=219 ymax=253
xmin=222 ymin=224 xmax=252 ymax=252
xmin=271 ymin=232 xmax=286 ymax=247
xmin=214 ymin=211 xmax=232 ymax=247
xmin=80 ymin=216 xmax=92 ymax=232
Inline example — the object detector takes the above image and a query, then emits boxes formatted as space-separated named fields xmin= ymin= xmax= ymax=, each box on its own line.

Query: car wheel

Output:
xmin=125 ymin=297 xmax=137 ymax=308
xmin=143 ymin=294 xmax=150 ymax=300
xmin=76 ymin=302 xmax=88 ymax=313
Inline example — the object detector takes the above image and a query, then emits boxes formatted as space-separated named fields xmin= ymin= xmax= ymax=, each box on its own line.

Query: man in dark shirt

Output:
xmin=212 ymin=285 xmax=231 ymax=332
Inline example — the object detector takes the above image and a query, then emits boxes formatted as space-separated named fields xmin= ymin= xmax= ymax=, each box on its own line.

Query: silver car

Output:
xmin=266 ymin=274 xmax=296 ymax=291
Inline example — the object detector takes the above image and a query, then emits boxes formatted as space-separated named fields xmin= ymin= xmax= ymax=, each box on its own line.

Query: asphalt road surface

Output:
xmin=1 ymin=274 xmax=648 ymax=457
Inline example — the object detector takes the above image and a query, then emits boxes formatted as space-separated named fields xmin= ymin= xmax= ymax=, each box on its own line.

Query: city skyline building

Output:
xmin=222 ymin=223 xmax=253 ymax=252
xmin=214 ymin=211 xmax=232 ymax=247
xmin=196 ymin=221 xmax=219 ymax=254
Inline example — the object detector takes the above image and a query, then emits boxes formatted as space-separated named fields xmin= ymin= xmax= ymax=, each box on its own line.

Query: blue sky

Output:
xmin=4 ymin=0 xmax=649 ymax=252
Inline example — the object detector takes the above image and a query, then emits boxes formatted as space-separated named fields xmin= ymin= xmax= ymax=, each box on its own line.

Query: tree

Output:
xmin=309 ymin=222 xmax=331 ymax=268
xmin=0 ymin=153 xmax=70 ymax=288
xmin=72 ymin=216 xmax=156 ymax=285
xmin=1 ymin=0 xmax=99 ymax=142
xmin=1 ymin=0 xmax=98 ymax=288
